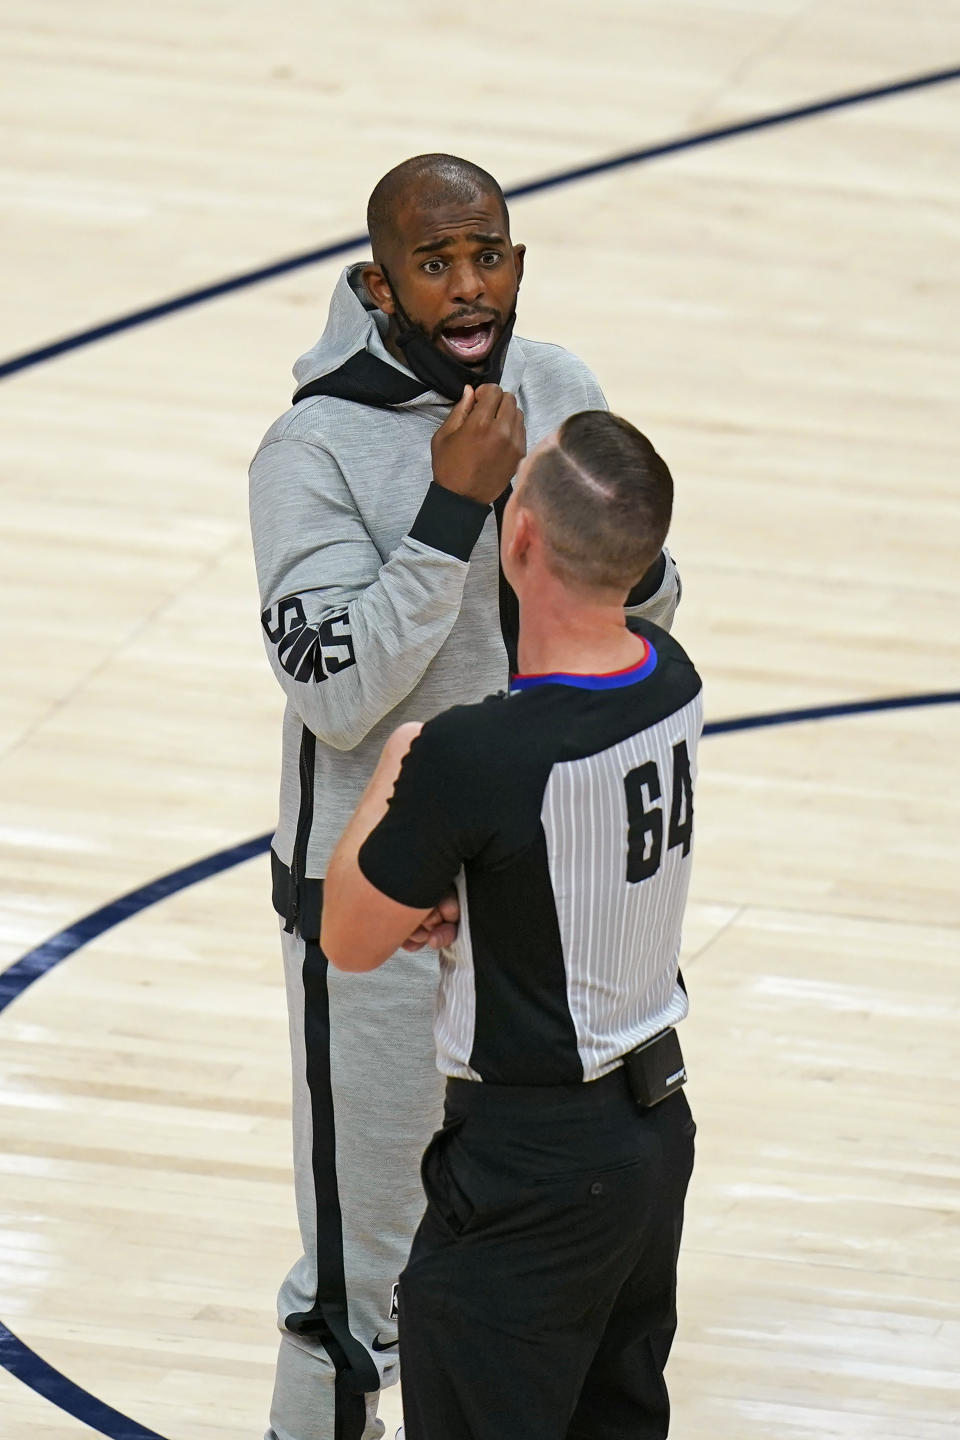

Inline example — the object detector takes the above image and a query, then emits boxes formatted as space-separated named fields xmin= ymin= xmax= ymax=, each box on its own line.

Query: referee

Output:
xmin=321 ymin=410 xmax=701 ymax=1440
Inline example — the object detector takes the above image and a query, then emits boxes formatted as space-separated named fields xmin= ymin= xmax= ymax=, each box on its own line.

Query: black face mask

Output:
xmin=381 ymin=266 xmax=517 ymax=403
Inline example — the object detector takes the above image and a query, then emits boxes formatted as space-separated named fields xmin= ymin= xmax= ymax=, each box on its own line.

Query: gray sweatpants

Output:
xmin=265 ymin=926 xmax=444 ymax=1440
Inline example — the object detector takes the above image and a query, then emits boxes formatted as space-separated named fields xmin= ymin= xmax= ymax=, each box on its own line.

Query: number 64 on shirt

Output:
xmin=624 ymin=740 xmax=694 ymax=884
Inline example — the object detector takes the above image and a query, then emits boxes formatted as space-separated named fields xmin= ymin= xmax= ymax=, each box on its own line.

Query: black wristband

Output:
xmin=409 ymin=482 xmax=490 ymax=562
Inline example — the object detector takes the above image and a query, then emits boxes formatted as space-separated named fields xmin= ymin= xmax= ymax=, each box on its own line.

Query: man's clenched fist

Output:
xmin=430 ymin=384 xmax=526 ymax=506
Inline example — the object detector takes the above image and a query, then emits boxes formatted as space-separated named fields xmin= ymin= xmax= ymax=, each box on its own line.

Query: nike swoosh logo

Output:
xmin=372 ymin=1333 xmax=399 ymax=1352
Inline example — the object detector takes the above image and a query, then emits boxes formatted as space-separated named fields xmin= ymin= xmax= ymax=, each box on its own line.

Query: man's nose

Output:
xmin=448 ymin=261 xmax=485 ymax=304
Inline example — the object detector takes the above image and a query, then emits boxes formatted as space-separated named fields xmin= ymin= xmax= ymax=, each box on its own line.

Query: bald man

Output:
xmin=249 ymin=154 xmax=681 ymax=1440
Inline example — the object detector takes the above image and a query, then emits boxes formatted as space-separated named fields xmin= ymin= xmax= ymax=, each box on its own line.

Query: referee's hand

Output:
xmin=401 ymin=890 xmax=460 ymax=952
xmin=431 ymin=384 xmax=526 ymax=506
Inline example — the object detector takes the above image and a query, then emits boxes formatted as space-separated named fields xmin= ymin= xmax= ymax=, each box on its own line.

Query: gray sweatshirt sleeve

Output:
xmin=578 ymin=368 xmax=682 ymax=634
xmin=249 ymin=436 xmax=488 ymax=751
xmin=625 ymin=548 xmax=681 ymax=632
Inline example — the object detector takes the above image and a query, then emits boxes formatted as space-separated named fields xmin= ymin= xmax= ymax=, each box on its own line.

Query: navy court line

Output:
xmin=2 ymin=684 xmax=960 ymax=1437
xmin=3 ymin=688 xmax=958 ymax=1018
xmin=1 ymin=62 xmax=958 ymax=382
xmin=503 ymin=63 xmax=960 ymax=202
xmin=701 ymin=688 xmax=960 ymax=736
xmin=0 ymin=833 xmax=269 ymax=1016
xmin=0 ymin=1322 xmax=166 ymax=1440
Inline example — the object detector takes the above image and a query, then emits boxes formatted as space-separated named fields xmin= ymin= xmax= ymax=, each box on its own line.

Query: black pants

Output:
xmin=398 ymin=1069 xmax=696 ymax=1440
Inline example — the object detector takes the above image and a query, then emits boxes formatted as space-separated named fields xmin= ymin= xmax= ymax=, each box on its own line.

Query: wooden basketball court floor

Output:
xmin=1 ymin=3 xmax=958 ymax=1437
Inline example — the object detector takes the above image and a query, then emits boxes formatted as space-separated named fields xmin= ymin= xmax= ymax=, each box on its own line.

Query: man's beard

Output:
xmin=381 ymin=268 xmax=517 ymax=402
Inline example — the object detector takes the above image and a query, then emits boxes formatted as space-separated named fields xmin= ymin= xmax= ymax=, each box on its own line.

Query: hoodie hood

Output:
xmin=291 ymin=262 xmax=526 ymax=411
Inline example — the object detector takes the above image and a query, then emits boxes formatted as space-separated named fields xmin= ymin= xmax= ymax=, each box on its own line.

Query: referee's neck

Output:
xmin=515 ymin=582 xmax=645 ymax=678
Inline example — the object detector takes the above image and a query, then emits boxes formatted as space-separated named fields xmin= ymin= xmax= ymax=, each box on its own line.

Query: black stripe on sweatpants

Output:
xmin=283 ymin=724 xmax=316 ymax=934
xmin=284 ymin=938 xmax=380 ymax=1439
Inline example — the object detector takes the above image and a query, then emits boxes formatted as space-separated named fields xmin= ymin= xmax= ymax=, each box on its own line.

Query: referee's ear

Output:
xmin=501 ymin=502 xmax=537 ymax=592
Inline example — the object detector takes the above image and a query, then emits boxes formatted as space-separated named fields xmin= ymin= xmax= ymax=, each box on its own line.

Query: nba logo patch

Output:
xmin=389 ymin=1282 xmax=399 ymax=1319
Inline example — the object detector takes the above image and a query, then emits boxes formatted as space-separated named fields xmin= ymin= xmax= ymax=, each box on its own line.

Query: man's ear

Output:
xmin=508 ymin=506 xmax=535 ymax=567
xmin=362 ymin=263 xmax=395 ymax=316
xmin=512 ymin=243 xmax=526 ymax=289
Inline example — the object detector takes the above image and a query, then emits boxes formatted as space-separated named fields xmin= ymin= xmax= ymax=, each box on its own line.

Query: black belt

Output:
xmin=446 ymin=1028 xmax=686 ymax=1115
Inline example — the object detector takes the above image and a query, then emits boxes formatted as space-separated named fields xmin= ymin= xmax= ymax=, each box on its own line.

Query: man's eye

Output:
xmin=479 ymin=251 xmax=502 ymax=266
xmin=421 ymin=258 xmax=447 ymax=275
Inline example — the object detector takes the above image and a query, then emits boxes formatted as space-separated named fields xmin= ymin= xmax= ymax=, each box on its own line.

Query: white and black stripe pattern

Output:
xmin=540 ymin=692 xmax=701 ymax=1080
xmin=358 ymin=620 xmax=704 ymax=1088
xmin=434 ymin=870 xmax=481 ymax=1081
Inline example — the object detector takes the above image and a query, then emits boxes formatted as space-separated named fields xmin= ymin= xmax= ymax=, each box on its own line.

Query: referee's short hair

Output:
xmin=521 ymin=411 xmax=674 ymax=596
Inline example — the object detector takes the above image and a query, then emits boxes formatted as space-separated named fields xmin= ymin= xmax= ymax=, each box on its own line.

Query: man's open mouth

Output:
xmin=439 ymin=318 xmax=497 ymax=363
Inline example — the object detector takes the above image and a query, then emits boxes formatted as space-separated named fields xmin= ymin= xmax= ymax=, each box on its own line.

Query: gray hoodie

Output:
xmin=249 ymin=263 xmax=680 ymax=936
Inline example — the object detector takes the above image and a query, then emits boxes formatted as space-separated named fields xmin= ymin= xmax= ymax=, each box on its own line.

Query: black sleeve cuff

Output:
xmin=625 ymin=551 xmax=667 ymax=607
xmin=409 ymin=482 xmax=490 ymax=562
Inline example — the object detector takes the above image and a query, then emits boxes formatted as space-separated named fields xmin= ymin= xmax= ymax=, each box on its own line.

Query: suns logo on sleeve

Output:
xmin=261 ymin=599 xmax=357 ymax=682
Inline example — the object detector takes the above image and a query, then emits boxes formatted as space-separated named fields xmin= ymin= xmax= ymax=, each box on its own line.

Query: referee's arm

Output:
xmin=321 ymin=722 xmax=434 ymax=972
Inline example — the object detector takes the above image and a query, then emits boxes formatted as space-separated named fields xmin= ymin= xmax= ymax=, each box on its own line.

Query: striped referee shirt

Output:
xmin=359 ymin=619 xmax=703 ymax=1085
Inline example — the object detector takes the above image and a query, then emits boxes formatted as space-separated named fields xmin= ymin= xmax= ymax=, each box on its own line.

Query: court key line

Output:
xmin=1 ymin=62 xmax=958 ymax=382
xmin=2 ymin=688 xmax=959 ymax=1440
